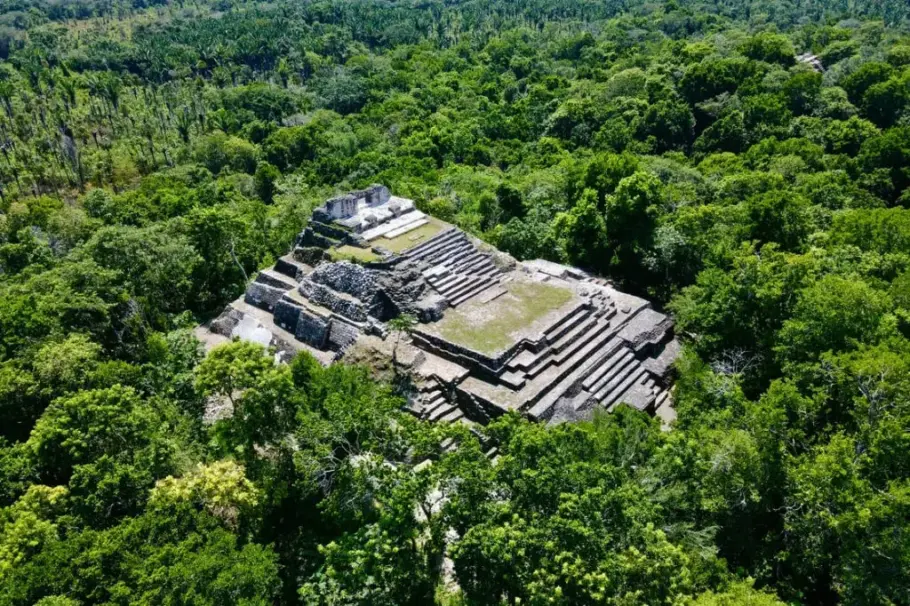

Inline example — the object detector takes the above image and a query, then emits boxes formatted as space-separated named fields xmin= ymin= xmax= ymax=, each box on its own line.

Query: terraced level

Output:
xmin=201 ymin=186 xmax=680 ymax=429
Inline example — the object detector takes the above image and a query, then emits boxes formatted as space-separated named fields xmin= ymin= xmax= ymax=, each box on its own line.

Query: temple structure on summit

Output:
xmin=199 ymin=185 xmax=679 ymax=427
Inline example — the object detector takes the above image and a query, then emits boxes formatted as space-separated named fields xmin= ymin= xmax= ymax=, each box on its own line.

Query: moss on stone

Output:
xmin=429 ymin=280 xmax=575 ymax=355
xmin=329 ymin=245 xmax=381 ymax=264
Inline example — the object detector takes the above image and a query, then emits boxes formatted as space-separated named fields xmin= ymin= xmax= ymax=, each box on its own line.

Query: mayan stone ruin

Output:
xmin=199 ymin=185 xmax=680 ymax=427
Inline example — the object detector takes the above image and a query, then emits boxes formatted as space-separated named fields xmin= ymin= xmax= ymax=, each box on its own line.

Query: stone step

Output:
xmin=586 ymin=349 xmax=634 ymax=393
xmin=255 ymin=268 xmax=298 ymax=290
xmin=581 ymin=346 xmax=630 ymax=390
xmin=431 ymin=266 xmax=466 ymax=287
xmin=440 ymin=243 xmax=477 ymax=268
xmin=545 ymin=306 xmax=591 ymax=345
xmin=439 ymin=408 xmax=465 ymax=423
xmin=595 ymin=359 xmax=644 ymax=403
xmin=382 ymin=218 xmax=428 ymax=240
xmin=424 ymin=246 xmax=474 ymax=270
xmin=474 ymin=264 xmax=501 ymax=279
xmin=603 ymin=368 xmax=648 ymax=411
xmin=433 ymin=273 xmax=471 ymax=295
xmin=406 ymin=237 xmax=462 ymax=264
xmin=524 ymin=349 xmax=557 ymax=379
xmin=459 ymin=277 xmax=495 ymax=300
xmin=404 ymin=227 xmax=459 ymax=254
xmin=404 ymin=401 xmax=424 ymax=417
xmin=425 ymin=391 xmax=445 ymax=406
xmin=499 ymin=369 xmax=526 ymax=390
xmin=450 ymin=254 xmax=485 ymax=275
xmin=479 ymin=262 xmax=503 ymax=276
xmin=526 ymin=328 xmax=618 ymax=419
xmin=423 ymin=395 xmax=448 ymax=417
xmin=451 ymin=278 xmax=499 ymax=307
xmin=429 ymin=402 xmax=457 ymax=422
xmin=507 ymin=348 xmax=542 ymax=372
xmin=274 ymin=254 xmax=307 ymax=280
xmin=427 ymin=235 xmax=471 ymax=258
xmin=416 ymin=243 xmax=466 ymax=267
xmin=477 ymin=286 xmax=507 ymax=304
xmin=458 ymin=253 xmax=490 ymax=274
xmin=422 ymin=264 xmax=450 ymax=280
xmin=550 ymin=319 xmax=610 ymax=367
xmin=408 ymin=233 xmax=468 ymax=262
xmin=442 ymin=273 xmax=484 ymax=296
xmin=419 ymin=381 xmax=441 ymax=393
xmin=527 ymin=322 xmax=612 ymax=380
xmin=655 ymin=390 xmax=670 ymax=410
xmin=599 ymin=306 xmax=618 ymax=323
xmin=591 ymin=354 xmax=638 ymax=397
xmin=440 ymin=437 xmax=456 ymax=451
xmin=544 ymin=304 xmax=589 ymax=339
xmin=550 ymin=315 xmax=599 ymax=354
xmin=470 ymin=265 xmax=500 ymax=280
xmin=443 ymin=277 xmax=487 ymax=302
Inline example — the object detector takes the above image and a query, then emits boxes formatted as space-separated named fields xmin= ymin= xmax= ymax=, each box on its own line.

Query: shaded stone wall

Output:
xmin=296 ymin=310 xmax=331 ymax=348
xmin=244 ymin=282 xmax=286 ymax=312
xmin=299 ymin=280 xmax=368 ymax=322
xmin=410 ymin=329 xmax=537 ymax=378
xmin=274 ymin=298 xmax=304 ymax=333
xmin=310 ymin=261 xmax=377 ymax=302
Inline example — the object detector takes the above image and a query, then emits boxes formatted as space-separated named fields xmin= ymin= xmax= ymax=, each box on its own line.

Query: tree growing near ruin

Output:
xmin=388 ymin=313 xmax=417 ymax=368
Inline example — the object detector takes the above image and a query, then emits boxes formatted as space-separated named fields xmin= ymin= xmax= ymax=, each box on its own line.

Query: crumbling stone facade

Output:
xmin=200 ymin=187 xmax=680 ymax=428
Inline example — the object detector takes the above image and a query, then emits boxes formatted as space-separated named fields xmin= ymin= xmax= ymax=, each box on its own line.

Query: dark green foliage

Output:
xmin=0 ymin=0 xmax=909 ymax=604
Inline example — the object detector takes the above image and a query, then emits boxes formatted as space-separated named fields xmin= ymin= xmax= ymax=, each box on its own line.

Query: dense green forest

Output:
xmin=0 ymin=0 xmax=909 ymax=603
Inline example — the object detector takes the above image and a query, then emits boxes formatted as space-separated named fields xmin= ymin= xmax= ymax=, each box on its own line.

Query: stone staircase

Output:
xmin=410 ymin=379 xmax=466 ymax=424
xmin=402 ymin=229 xmax=503 ymax=307
xmin=486 ymin=296 xmax=670 ymax=420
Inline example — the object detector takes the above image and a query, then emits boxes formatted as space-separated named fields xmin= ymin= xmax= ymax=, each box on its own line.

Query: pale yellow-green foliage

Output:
xmin=0 ymin=485 xmax=68 ymax=580
xmin=687 ymin=579 xmax=787 ymax=605
xmin=33 ymin=334 xmax=102 ymax=395
xmin=150 ymin=460 xmax=258 ymax=527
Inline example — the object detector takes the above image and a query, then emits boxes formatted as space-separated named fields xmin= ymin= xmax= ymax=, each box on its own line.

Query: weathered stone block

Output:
xmin=244 ymin=282 xmax=286 ymax=312
xmin=366 ymin=184 xmax=391 ymax=206
xmin=293 ymin=246 xmax=328 ymax=265
xmin=324 ymin=194 xmax=358 ymax=219
xmin=273 ymin=299 xmax=304 ymax=333
xmin=254 ymin=269 xmax=297 ymax=290
xmin=296 ymin=310 xmax=330 ymax=349
xmin=299 ymin=228 xmax=338 ymax=249
xmin=310 ymin=261 xmax=377 ymax=301
xmin=209 ymin=307 xmax=243 ymax=337
xmin=328 ymin=320 xmax=359 ymax=350
xmin=299 ymin=279 xmax=368 ymax=322
xmin=414 ymin=293 xmax=449 ymax=322
xmin=310 ymin=220 xmax=350 ymax=240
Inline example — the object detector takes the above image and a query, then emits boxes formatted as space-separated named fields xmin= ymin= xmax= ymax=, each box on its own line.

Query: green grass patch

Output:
xmin=329 ymin=245 xmax=381 ymax=264
xmin=430 ymin=280 xmax=575 ymax=355
xmin=374 ymin=217 xmax=446 ymax=253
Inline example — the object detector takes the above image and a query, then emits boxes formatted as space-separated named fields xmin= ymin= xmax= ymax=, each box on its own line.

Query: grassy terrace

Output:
xmin=373 ymin=216 xmax=446 ymax=253
xmin=329 ymin=245 xmax=381 ymax=263
xmin=428 ymin=279 xmax=575 ymax=355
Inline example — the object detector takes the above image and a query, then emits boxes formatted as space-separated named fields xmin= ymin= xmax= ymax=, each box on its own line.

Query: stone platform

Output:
xmin=200 ymin=186 xmax=679 ymax=428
